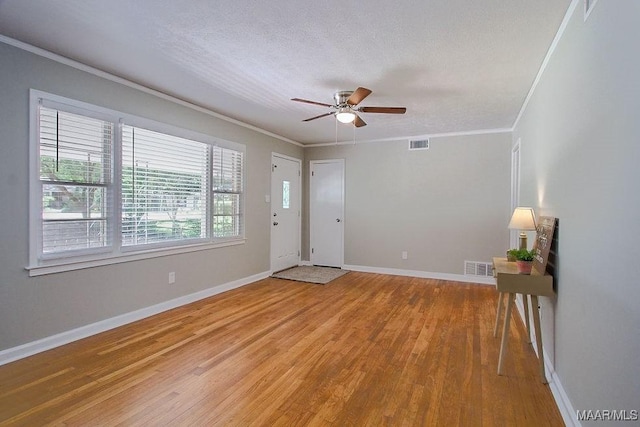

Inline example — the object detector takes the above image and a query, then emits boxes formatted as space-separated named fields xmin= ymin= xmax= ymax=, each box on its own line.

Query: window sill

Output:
xmin=26 ymin=239 xmax=246 ymax=277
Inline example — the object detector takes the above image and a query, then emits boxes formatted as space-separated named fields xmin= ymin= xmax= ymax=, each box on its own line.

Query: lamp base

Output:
xmin=519 ymin=233 xmax=528 ymax=250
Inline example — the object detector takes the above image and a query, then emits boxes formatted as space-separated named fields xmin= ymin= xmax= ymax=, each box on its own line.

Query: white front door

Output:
xmin=310 ymin=159 xmax=344 ymax=268
xmin=270 ymin=154 xmax=301 ymax=272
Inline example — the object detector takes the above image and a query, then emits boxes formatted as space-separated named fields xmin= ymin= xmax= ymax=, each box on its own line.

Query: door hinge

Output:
xmin=298 ymin=250 xmax=300 ymax=257
xmin=311 ymin=171 xmax=314 ymax=176
xmin=312 ymin=248 xmax=314 ymax=254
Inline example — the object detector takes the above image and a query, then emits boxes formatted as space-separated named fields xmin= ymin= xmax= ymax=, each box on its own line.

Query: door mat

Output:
xmin=271 ymin=266 xmax=349 ymax=285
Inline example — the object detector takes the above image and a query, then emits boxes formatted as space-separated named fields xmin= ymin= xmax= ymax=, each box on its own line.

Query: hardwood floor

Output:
xmin=0 ymin=272 xmax=564 ymax=426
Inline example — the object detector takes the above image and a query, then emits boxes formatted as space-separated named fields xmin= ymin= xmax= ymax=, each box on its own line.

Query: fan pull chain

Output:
xmin=353 ymin=121 xmax=356 ymax=145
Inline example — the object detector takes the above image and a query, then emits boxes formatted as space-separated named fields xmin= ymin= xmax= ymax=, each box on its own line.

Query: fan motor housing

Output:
xmin=334 ymin=91 xmax=353 ymax=107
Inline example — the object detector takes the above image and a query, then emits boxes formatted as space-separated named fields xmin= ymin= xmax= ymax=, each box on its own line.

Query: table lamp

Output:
xmin=508 ymin=207 xmax=536 ymax=250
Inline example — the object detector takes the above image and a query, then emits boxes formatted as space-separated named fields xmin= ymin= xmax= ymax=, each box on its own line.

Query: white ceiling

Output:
xmin=0 ymin=0 xmax=572 ymax=145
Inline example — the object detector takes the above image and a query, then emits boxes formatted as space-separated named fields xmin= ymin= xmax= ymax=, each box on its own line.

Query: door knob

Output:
xmin=273 ymin=221 xmax=279 ymax=226
xmin=336 ymin=218 xmax=341 ymax=222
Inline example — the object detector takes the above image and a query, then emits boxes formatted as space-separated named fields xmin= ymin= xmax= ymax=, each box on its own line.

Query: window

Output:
xmin=121 ymin=125 xmax=210 ymax=247
xmin=30 ymin=91 xmax=245 ymax=274
xmin=282 ymin=181 xmax=290 ymax=209
xmin=212 ymin=146 xmax=244 ymax=238
xmin=38 ymin=107 xmax=114 ymax=256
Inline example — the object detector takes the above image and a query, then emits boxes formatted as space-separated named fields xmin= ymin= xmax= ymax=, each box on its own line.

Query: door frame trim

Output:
xmin=270 ymin=152 xmax=302 ymax=273
xmin=309 ymin=158 xmax=345 ymax=268
xmin=510 ymin=139 xmax=521 ymax=249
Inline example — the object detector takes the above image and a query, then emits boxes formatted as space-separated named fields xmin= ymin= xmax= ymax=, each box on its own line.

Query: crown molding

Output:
xmin=306 ymin=127 xmax=513 ymax=148
xmin=0 ymin=35 xmax=304 ymax=148
xmin=512 ymin=0 xmax=580 ymax=131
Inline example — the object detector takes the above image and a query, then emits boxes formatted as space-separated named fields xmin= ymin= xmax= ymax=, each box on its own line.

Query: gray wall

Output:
xmin=0 ymin=42 xmax=302 ymax=351
xmin=513 ymin=1 xmax=640 ymax=420
xmin=304 ymin=133 xmax=512 ymax=275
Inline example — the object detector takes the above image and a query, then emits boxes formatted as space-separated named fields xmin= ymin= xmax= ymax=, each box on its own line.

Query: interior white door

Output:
xmin=310 ymin=159 xmax=344 ymax=268
xmin=270 ymin=154 xmax=301 ymax=272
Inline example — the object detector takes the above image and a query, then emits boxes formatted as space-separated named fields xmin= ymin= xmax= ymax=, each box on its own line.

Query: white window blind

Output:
xmin=122 ymin=125 xmax=210 ymax=247
xmin=30 ymin=91 xmax=245 ymax=273
xmin=38 ymin=106 xmax=113 ymax=255
xmin=212 ymin=147 xmax=243 ymax=239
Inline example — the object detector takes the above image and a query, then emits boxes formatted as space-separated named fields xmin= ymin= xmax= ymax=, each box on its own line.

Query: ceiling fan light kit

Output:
xmin=335 ymin=107 xmax=356 ymax=124
xmin=291 ymin=87 xmax=406 ymax=128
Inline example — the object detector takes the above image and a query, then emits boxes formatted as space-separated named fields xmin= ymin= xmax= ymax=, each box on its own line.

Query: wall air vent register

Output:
xmin=464 ymin=261 xmax=493 ymax=277
xmin=409 ymin=139 xmax=429 ymax=150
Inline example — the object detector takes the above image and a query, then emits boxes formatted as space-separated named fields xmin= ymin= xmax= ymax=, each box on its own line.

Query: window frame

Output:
xmin=28 ymin=90 xmax=245 ymax=276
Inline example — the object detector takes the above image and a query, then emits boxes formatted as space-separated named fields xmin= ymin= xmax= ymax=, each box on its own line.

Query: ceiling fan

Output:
xmin=291 ymin=87 xmax=406 ymax=127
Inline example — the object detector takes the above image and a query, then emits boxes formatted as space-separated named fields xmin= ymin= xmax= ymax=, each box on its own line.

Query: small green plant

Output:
xmin=506 ymin=248 xmax=519 ymax=261
xmin=515 ymin=248 xmax=535 ymax=262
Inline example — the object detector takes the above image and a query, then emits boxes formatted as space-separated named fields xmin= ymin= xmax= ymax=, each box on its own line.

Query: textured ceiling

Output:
xmin=0 ymin=0 xmax=572 ymax=145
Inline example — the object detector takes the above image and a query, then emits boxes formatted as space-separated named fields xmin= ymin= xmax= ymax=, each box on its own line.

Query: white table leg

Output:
xmin=493 ymin=292 xmax=504 ymax=338
xmin=497 ymin=292 xmax=513 ymax=375
xmin=523 ymin=294 xmax=531 ymax=344
xmin=530 ymin=295 xmax=547 ymax=383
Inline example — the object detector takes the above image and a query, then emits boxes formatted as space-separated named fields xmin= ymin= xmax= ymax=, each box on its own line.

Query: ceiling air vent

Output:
xmin=409 ymin=139 xmax=429 ymax=150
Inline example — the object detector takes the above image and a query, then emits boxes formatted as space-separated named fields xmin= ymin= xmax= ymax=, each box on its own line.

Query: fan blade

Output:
xmin=303 ymin=112 xmax=334 ymax=122
xmin=347 ymin=87 xmax=372 ymax=106
xmin=291 ymin=98 xmax=333 ymax=108
xmin=358 ymin=106 xmax=407 ymax=114
xmin=353 ymin=115 xmax=367 ymax=127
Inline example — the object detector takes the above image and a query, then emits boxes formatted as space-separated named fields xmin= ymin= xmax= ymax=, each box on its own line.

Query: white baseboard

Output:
xmin=343 ymin=264 xmax=496 ymax=285
xmin=514 ymin=297 xmax=580 ymax=427
xmin=0 ymin=270 xmax=270 ymax=366
xmin=548 ymin=367 xmax=581 ymax=427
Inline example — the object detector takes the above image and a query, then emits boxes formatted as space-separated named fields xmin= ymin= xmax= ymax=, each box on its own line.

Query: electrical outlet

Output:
xmin=168 ymin=272 xmax=176 ymax=284
xmin=401 ymin=251 xmax=408 ymax=260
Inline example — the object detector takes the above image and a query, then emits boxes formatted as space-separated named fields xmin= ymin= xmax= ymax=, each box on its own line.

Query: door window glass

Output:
xmin=282 ymin=181 xmax=290 ymax=209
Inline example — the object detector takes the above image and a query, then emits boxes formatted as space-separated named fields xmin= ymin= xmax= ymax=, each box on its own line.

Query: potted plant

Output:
xmin=515 ymin=248 xmax=535 ymax=274
xmin=506 ymin=248 xmax=519 ymax=262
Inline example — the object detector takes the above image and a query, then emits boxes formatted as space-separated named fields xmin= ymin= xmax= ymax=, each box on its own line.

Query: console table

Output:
xmin=492 ymin=257 xmax=554 ymax=383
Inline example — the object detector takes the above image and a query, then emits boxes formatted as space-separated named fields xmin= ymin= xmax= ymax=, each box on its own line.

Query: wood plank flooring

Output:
xmin=0 ymin=272 xmax=564 ymax=426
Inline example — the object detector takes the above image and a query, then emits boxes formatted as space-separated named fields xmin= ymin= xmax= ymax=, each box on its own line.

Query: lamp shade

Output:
xmin=508 ymin=207 xmax=536 ymax=230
